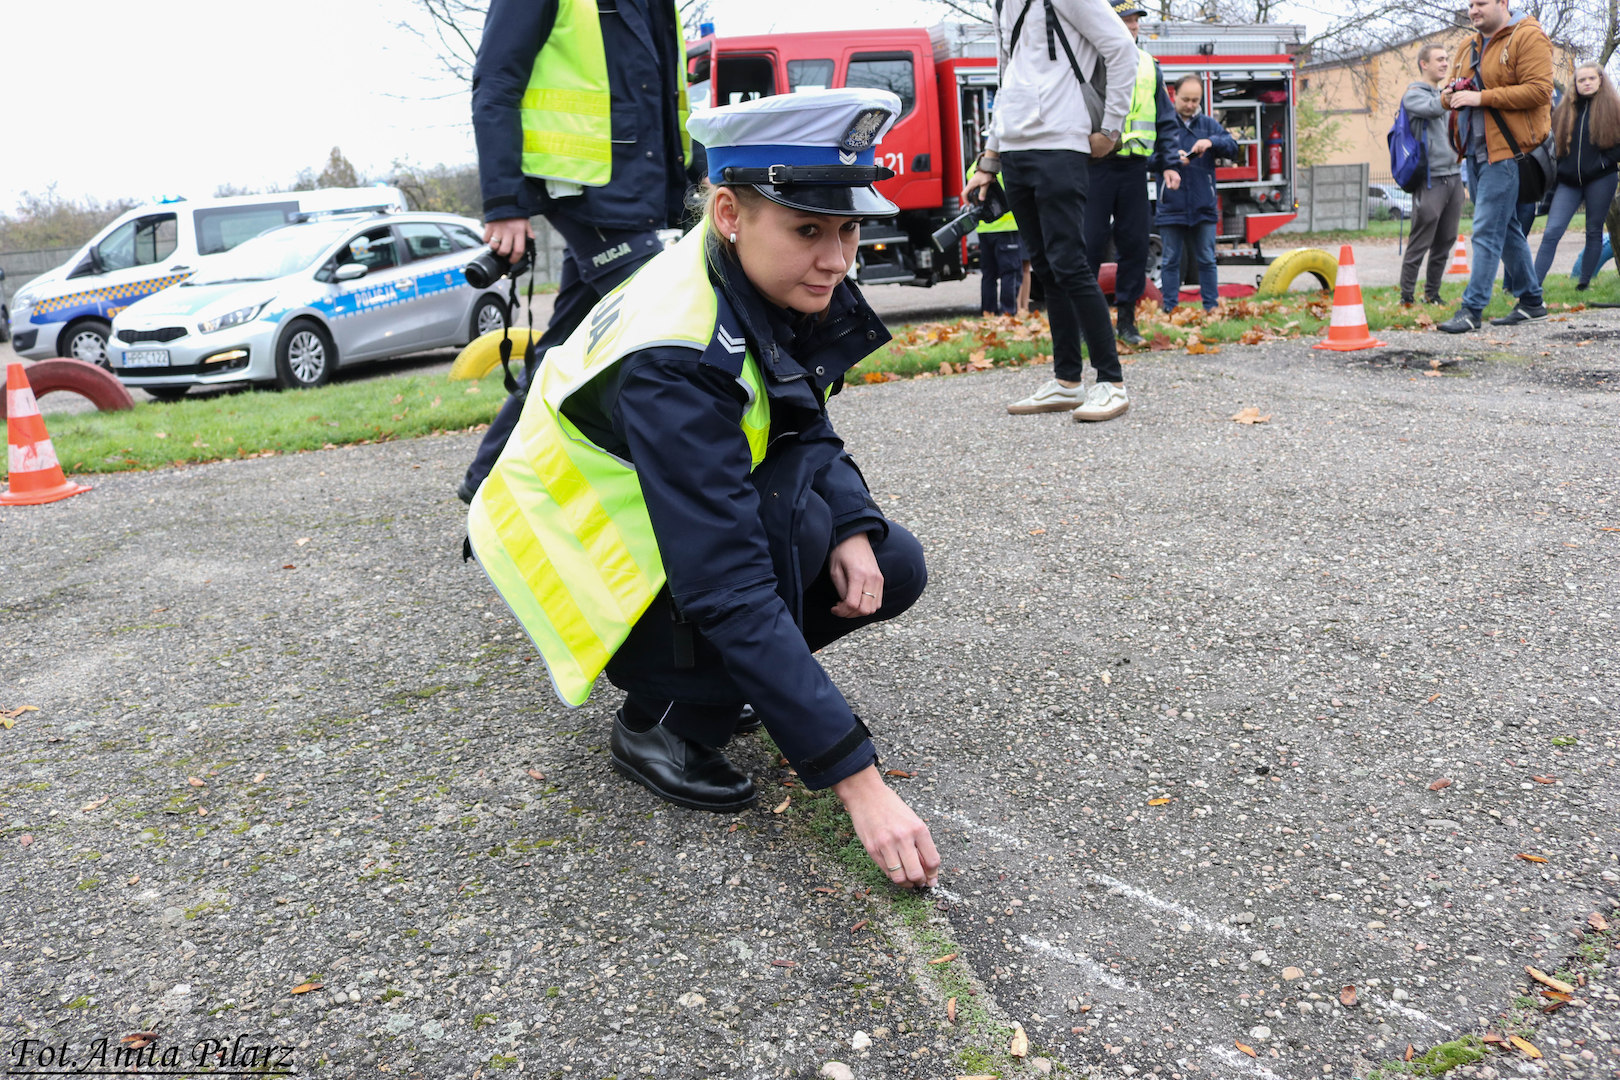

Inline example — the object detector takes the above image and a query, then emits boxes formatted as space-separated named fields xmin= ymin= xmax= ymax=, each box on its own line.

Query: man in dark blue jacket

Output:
xmin=1155 ymin=74 xmax=1239 ymax=311
xmin=455 ymin=0 xmax=697 ymax=504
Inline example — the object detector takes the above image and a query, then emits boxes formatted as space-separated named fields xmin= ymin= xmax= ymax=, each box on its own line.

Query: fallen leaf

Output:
xmin=772 ymin=797 xmax=790 ymax=814
xmin=1404 ymin=1044 xmax=1415 ymax=1062
xmin=1231 ymin=406 xmax=1272 ymax=425
xmin=812 ymin=886 xmax=838 ymax=895
xmin=1099 ymin=671 xmax=1112 ymax=686
xmin=1482 ymin=1032 xmax=1505 ymax=1044
xmin=154 ymin=431 xmax=168 ymax=439
xmin=1428 ymin=778 xmax=1451 ymax=791
xmin=1530 ymin=775 xmax=1556 ymax=784
xmin=1508 ymin=1035 xmax=1542 ymax=1059
xmin=1028 ymin=527 xmax=1046 ymax=535
xmin=1 ymin=705 xmax=39 ymax=720
xmin=1148 ymin=797 xmax=1171 ymax=806
xmin=121 ymin=1032 xmax=159 ymax=1049
xmin=1516 ymin=853 xmax=1548 ymax=864
xmin=1010 ymin=1022 xmax=1029 ymax=1058
xmin=525 ymin=768 xmax=546 ymax=782
xmin=1526 ymin=966 xmax=1575 ymax=994
xmin=885 ymin=769 xmax=915 ymax=778
xmin=1426 ymin=693 xmax=1441 ymax=703
xmin=1235 ymin=1041 xmax=1257 ymax=1058
xmin=187 ymin=777 xmax=206 ymax=787
xmin=289 ymin=982 xmax=323 ymax=995
xmin=295 ymin=537 xmax=310 ymax=546
xmin=849 ymin=919 xmax=869 ymax=933
xmin=1540 ymin=989 xmax=1571 ymax=1003
xmin=770 ymin=958 xmax=797 ymax=968
xmin=1339 ymin=985 xmax=1358 ymax=1007
xmin=197 ymin=807 xmax=208 ymax=817
xmin=1591 ymin=912 xmax=1610 ymax=932
xmin=947 ymin=997 xmax=957 ymax=1024
xmin=1421 ymin=369 xmax=1442 ymax=377
xmin=928 ymin=951 xmax=958 ymax=965
xmin=81 ymin=796 xmax=110 ymax=813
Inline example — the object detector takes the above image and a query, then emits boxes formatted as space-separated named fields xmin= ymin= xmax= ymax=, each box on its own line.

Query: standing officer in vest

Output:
xmin=454 ymin=0 xmax=697 ymax=504
xmin=468 ymin=89 xmax=940 ymax=890
xmin=1082 ymin=2 xmax=1178 ymax=345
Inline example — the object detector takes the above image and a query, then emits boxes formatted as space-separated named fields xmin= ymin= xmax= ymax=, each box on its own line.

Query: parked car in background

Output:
xmin=7 ymin=187 xmax=408 ymax=367
xmin=1368 ymin=184 xmax=1413 ymax=221
xmin=108 ymin=209 xmax=507 ymax=399
xmin=1 ymin=268 xmax=9 ymax=343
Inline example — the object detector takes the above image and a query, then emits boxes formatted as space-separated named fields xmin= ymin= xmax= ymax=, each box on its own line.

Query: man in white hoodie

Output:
xmin=966 ymin=0 xmax=1140 ymax=422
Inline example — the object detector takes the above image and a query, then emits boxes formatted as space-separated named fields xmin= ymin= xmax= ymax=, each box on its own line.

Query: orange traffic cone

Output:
xmin=1313 ymin=245 xmax=1386 ymax=353
xmin=1445 ymin=235 xmax=1470 ymax=276
xmin=2 ymin=363 xmax=92 ymax=506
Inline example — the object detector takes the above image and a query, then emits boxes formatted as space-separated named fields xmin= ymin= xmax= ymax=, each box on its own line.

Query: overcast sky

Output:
xmin=1 ymin=0 xmax=950 ymax=213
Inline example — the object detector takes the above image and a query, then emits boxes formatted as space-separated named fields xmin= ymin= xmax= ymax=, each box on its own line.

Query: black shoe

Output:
xmin=1424 ymin=294 xmax=1445 ymax=305
xmin=610 ymin=710 xmax=757 ymax=812
xmin=1400 ymin=294 xmax=1414 ymax=307
xmin=1490 ymin=302 xmax=1549 ymax=327
xmin=1116 ymin=322 xmax=1145 ymax=346
xmin=1438 ymin=309 xmax=1482 ymax=334
xmin=456 ymin=476 xmax=480 ymax=505
xmin=733 ymin=704 xmax=762 ymax=734
xmin=1576 ymin=280 xmax=1590 ymax=292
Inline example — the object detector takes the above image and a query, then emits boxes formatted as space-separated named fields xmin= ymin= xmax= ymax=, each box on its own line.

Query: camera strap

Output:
xmin=497 ymin=275 xmax=520 ymax=396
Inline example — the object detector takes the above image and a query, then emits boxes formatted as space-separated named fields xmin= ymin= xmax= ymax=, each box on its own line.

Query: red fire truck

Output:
xmin=685 ymin=21 xmax=1327 ymax=297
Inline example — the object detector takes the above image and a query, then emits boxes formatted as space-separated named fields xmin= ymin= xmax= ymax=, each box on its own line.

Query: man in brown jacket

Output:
xmin=1437 ymin=0 xmax=1553 ymax=332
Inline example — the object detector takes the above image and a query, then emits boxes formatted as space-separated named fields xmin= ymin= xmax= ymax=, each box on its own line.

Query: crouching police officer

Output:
xmin=467 ymin=89 xmax=940 ymax=889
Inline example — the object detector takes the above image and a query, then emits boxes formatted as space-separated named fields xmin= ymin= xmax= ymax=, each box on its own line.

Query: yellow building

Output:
xmin=1303 ymin=25 xmax=1580 ymax=173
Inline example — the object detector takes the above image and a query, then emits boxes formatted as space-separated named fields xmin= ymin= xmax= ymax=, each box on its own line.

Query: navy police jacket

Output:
xmin=1153 ymin=112 xmax=1240 ymax=227
xmin=560 ymin=241 xmax=896 ymax=789
xmin=472 ymin=0 xmax=691 ymax=230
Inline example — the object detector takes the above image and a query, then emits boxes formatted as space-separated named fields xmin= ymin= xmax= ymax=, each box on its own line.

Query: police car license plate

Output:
xmin=123 ymin=349 xmax=170 ymax=368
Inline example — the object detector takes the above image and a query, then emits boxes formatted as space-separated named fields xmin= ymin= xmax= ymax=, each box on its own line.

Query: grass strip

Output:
xmin=19 ymin=367 xmax=509 ymax=479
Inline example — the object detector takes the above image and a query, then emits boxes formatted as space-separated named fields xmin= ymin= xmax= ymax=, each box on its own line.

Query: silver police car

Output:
xmin=109 ymin=210 xmax=509 ymax=399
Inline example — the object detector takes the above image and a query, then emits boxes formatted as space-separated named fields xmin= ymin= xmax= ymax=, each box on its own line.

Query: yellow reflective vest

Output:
xmin=1116 ymin=50 xmax=1161 ymax=158
xmin=520 ymin=0 xmax=694 ymax=186
xmin=467 ymin=225 xmax=769 ymax=706
xmin=968 ymin=165 xmax=1020 ymax=235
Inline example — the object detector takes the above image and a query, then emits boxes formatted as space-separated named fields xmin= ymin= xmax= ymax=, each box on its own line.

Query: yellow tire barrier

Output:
xmin=1257 ymin=247 xmax=1339 ymax=298
xmin=448 ymin=328 xmax=544 ymax=381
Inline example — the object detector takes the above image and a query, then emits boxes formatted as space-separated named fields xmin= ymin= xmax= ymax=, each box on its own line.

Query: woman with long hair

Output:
xmin=1533 ymin=62 xmax=1620 ymax=290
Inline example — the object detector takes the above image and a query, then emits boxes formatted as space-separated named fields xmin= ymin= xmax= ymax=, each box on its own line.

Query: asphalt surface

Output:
xmin=3 ymin=271 xmax=1618 ymax=1080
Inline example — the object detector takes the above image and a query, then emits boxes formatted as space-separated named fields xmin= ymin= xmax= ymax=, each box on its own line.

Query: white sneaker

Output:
xmin=1072 ymin=381 xmax=1129 ymax=423
xmin=1007 ymin=378 xmax=1086 ymax=415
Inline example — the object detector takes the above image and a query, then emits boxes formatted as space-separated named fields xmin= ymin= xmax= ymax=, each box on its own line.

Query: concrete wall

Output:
xmin=1277 ymin=163 xmax=1369 ymax=233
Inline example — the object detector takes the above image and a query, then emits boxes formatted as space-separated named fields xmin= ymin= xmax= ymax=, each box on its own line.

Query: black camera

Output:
xmin=463 ymin=246 xmax=535 ymax=289
xmin=930 ymin=177 xmax=1011 ymax=252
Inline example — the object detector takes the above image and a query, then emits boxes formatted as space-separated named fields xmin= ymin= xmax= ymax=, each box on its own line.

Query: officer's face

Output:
xmin=733 ymin=199 xmax=860 ymax=313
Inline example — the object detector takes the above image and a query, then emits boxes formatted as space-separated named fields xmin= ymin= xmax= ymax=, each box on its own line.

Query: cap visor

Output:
xmin=753 ymin=183 xmax=898 ymax=218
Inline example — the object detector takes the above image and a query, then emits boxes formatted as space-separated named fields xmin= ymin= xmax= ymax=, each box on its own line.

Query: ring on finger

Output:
xmin=885 ymin=863 xmax=903 ymax=872
xmin=862 ymin=591 xmax=878 ymax=599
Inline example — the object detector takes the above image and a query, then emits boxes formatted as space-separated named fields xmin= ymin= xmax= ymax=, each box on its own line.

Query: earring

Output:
xmin=729 ymin=231 xmax=738 ymax=244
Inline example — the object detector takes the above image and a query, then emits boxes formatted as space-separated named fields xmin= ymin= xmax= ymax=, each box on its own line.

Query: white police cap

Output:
xmin=688 ymin=88 xmax=903 ymax=217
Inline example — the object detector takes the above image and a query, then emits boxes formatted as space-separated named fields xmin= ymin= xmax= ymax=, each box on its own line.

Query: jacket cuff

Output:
xmin=796 ymin=721 xmax=879 ymax=790
xmin=483 ymin=191 xmax=531 ymax=222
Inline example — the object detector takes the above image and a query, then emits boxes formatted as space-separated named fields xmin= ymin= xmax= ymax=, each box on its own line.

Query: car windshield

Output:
xmin=185 ymin=222 xmax=350 ymax=285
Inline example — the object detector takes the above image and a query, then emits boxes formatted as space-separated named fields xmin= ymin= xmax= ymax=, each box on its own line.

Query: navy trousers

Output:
xmin=978 ymin=231 xmax=1024 ymax=315
xmin=1083 ymin=154 xmax=1153 ymax=315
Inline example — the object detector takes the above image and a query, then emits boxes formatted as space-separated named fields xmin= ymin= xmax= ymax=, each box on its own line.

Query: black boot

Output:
xmin=733 ymin=704 xmax=762 ymax=734
xmin=1115 ymin=309 xmax=1145 ymax=346
xmin=610 ymin=710 xmax=757 ymax=812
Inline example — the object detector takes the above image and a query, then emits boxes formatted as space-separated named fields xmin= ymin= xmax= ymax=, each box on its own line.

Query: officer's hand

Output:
xmin=834 ymin=766 xmax=941 ymax=889
xmin=828 ymin=532 xmax=883 ymax=618
xmin=1163 ymin=169 xmax=1182 ymax=191
xmin=964 ymin=167 xmax=995 ymax=204
xmin=485 ymin=218 xmax=534 ymax=261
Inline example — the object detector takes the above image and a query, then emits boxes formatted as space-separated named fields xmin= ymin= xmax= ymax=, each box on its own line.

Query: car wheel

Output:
xmin=275 ymin=319 xmax=336 ymax=390
xmin=60 ymin=319 xmax=112 ymax=369
xmin=145 ymin=387 xmax=190 ymax=403
xmin=470 ymin=294 xmax=508 ymax=341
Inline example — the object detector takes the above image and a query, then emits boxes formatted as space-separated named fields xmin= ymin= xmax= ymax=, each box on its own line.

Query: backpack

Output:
xmin=1388 ymin=99 xmax=1429 ymax=194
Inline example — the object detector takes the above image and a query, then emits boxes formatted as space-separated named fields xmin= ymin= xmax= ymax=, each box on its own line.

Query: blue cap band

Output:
xmin=706 ymin=143 xmax=877 ymax=184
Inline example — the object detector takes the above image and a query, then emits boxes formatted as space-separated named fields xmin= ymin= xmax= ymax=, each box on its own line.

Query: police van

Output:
xmin=8 ymin=187 xmax=408 ymax=366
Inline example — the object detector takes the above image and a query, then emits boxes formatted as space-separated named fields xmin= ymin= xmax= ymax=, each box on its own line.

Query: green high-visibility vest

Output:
xmin=1117 ymin=50 xmax=1160 ymax=157
xmin=467 ymin=224 xmax=769 ymax=706
xmin=968 ymin=166 xmax=1019 ymax=234
xmin=519 ymin=0 xmax=694 ymax=186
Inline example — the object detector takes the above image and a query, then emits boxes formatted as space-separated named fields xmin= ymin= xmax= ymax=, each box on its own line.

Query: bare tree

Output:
xmin=401 ymin=0 xmax=715 ymax=85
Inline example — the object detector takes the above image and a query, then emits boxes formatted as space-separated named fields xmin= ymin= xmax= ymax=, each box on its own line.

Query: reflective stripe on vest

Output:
xmin=1117 ymin=51 xmax=1160 ymax=156
xmin=521 ymin=0 xmax=695 ymax=186
xmin=468 ymin=225 xmax=769 ymax=706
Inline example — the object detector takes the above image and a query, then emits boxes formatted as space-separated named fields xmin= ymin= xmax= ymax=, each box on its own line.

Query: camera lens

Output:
xmin=463 ymin=249 xmax=509 ymax=290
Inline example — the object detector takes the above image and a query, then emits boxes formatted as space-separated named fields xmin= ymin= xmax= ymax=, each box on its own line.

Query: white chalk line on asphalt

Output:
xmin=924 ymin=806 xmax=1250 ymax=945
xmin=1019 ymin=934 xmax=1138 ymax=993
xmin=1209 ymin=1044 xmax=1289 ymax=1079
xmin=1364 ymin=992 xmax=1446 ymax=1030
xmin=1087 ymin=871 xmax=1254 ymax=943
